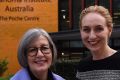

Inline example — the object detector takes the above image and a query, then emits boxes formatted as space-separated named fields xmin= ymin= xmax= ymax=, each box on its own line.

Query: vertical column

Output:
xmin=95 ymin=0 xmax=98 ymax=5
xmin=69 ymin=0 xmax=72 ymax=29
xmin=81 ymin=0 xmax=85 ymax=10
xmin=110 ymin=0 xmax=113 ymax=17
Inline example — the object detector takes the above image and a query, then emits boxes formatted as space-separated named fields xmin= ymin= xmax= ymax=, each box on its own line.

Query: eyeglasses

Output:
xmin=26 ymin=46 xmax=51 ymax=57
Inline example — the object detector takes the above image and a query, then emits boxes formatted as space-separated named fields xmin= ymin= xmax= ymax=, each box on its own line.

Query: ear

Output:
xmin=108 ymin=26 xmax=113 ymax=37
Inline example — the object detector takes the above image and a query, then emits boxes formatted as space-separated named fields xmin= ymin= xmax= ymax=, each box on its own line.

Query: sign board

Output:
xmin=0 ymin=0 xmax=58 ymax=75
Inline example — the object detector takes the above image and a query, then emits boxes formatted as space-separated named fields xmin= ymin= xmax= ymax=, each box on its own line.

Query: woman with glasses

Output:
xmin=10 ymin=28 xmax=65 ymax=80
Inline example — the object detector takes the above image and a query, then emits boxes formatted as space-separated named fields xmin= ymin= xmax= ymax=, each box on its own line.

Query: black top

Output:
xmin=76 ymin=51 xmax=120 ymax=80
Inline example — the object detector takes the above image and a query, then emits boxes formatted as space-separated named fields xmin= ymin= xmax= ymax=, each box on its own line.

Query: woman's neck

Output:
xmin=91 ymin=46 xmax=117 ymax=60
xmin=34 ymin=70 xmax=48 ymax=80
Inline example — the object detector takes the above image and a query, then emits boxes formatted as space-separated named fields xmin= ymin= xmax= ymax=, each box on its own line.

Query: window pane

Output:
xmin=72 ymin=0 xmax=82 ymax=29
xmin=59 ymin=0 xmax=69 ymax=31
xmin=113 ymin=0 xmax=120 ymax=25
xmin=85 ymin=0 xmax=95 ymax=8
xmin=98 ymin=0 xmax=110 ymax=9
xmin=70 ymin=41 xmax=83 ymax=48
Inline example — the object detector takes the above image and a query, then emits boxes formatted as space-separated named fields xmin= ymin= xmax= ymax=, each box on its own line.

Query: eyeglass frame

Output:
xmin=26 ymin=45 xmax=51 ymax=57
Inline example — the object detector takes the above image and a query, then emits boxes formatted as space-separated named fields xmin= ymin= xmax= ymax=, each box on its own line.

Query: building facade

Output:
xmin=50 ymin=0 xmax=120 ymax=79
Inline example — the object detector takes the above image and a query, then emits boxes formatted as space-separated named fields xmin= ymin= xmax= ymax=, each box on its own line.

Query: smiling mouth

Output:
xmin=34 ymin=60 xmax=47 ymax=64
xmin=88 ymin=41 xmax=98 ymax=45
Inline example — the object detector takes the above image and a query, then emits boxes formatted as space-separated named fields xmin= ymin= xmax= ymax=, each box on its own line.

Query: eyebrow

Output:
xmin=28 ymin=44 xmax=50 ymax=48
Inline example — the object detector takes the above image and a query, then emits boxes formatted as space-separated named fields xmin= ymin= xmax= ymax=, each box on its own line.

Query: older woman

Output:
xmin=10 ymin=28 xmax=65 ymax=80
xmin=76 ymin=5 xmax=120 ymax=80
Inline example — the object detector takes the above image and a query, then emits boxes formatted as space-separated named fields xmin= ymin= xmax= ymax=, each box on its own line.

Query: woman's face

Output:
xmin=80 ymin=13 xmax=112 ymax=52
xmin=27 ymin=35 xmax=52 ymax=73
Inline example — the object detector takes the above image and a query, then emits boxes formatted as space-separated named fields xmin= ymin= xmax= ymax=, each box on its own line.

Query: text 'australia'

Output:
xmin=5 ymin=5 xmax=34 ymax=12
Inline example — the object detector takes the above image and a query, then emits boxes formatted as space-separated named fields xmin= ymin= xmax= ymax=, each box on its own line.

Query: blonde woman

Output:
xmin=76 ymin=5 xmax=120 ymax=80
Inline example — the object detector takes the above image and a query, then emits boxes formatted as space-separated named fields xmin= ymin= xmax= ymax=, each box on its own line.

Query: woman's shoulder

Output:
xmin=52 ymin=72 xmax=65 ymax=80
xmin=115 ymin=50 xmax=120 ymax=55
xmin=10 ymin=68 xmax=31 ymax=80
